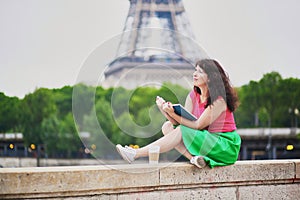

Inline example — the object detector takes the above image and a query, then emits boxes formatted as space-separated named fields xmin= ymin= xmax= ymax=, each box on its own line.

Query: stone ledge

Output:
xmin=295 ymin=159 xmax=300 ymax=180
xmin=0 ymin=160 xmax=299 ymax=199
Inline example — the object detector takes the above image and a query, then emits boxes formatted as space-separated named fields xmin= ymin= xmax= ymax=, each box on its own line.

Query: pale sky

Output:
xmin=1 ymin=0 xmax=299 ymax=98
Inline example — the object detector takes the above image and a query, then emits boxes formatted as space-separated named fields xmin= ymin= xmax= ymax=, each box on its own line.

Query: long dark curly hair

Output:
xmin=194 ymin=59 xmax=239 ymax=112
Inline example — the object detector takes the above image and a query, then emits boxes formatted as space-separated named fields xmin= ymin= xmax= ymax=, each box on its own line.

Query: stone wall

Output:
xmin=0 ymin=157 xmax=102 ymax=168
xmin=0 ymin=160 xmax=299 ymax=199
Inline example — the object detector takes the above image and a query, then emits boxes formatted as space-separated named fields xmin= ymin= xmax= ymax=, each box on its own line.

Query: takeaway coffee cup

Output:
xmin=148 ymin=145 xmax=160 ymax=164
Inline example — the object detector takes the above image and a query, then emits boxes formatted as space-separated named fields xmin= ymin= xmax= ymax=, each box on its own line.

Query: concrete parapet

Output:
xmin=0 ymin=160 xmax=299 ymax=199
xmin=0 ymin=157 xmax=102 ymax=168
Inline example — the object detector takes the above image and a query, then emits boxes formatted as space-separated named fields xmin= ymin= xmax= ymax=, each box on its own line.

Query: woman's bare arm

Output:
xmin=184 ymin=95 xmax=193 ymax=113
xmin=165 ymin=98 xmax=227 ymax=130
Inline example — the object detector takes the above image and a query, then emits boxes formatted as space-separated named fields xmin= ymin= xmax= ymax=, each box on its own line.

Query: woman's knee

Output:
xmin=162 ymin=121 xmax=174 ymax=135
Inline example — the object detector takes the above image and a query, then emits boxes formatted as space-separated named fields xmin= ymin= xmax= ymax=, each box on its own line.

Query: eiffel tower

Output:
xmin=103 ymin=0 xmax=208 ymax=89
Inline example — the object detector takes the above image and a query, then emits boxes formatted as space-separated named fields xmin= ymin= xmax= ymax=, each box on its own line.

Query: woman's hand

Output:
xmin=162 ymin=102 xmax=175 ymax=114
xmin=156 ymin=96 xmax=165 ymax=109
xmin=156 ymin=96 xmax=179 ymax=125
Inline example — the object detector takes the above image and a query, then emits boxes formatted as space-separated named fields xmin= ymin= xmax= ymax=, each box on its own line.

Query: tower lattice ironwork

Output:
xmin=103 ymin=0 xmax=208 ymax=88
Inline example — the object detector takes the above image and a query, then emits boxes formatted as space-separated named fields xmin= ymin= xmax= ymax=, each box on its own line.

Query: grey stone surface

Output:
xmin=239 ymin=184 xmax=300 ymax=199
xmin=159 ymin=187 xmax=237 ymax=200
xmin=0 ymin=160 xmax=299 ymax=199
xmin=159 ymin=160 xmax=295 ymax=186
xmin=295 ymin=159 xmax=300 ymax=180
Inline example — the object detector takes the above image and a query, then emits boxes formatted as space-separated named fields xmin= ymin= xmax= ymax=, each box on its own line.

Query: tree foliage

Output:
xmin=235 ymin=72 xmax=300 ymax=128
xmin=21 ymin=88 xmax=57 ymax=145
xmin=1 ymin=72 xmax=300 ymax=157
xmin=0 ymin=93 xmax=22 ymax=132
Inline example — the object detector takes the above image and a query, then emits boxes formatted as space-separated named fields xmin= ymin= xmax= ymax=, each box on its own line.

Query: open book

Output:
xmin=172 ymin=104 xmax=197 ymax=121
xmin=156 ymin=96 xmax=197 ymax=121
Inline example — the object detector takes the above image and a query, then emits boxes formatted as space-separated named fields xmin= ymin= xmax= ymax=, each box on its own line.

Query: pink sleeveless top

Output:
xmin=189 ymin=90 xmax=236 ymax=133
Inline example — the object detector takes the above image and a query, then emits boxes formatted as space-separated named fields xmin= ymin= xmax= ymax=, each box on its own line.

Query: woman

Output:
xmin=116 ymin=59 xmax=241 ymax=168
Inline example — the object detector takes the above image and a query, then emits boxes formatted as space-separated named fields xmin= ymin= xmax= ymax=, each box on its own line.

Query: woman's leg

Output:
xmin=135 ymin=121 xmax=193 ymax=160
xmin=162 ymin=121 xmax=193 ymax=160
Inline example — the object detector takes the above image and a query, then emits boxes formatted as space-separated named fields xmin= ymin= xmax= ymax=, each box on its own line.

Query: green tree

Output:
xmin=277 ymin=78 xmax=300 ymax=127
xmin=258 ymin=72 xmax=282 ymax=127
xmin=52 ymin=86 xmax=73 ymax=118
xmin=113 ymin=112 xmax=137 ymax=145
xmin=21 ymin=88 xmax=57 ymax=145
xmin=0 ymin=93 xmax=22 ymax=132
xmin=235 ymin=81 xmax=261 ymax=127
xmin=82 ymin=98 xmax=121 ymax=159
xmin=41 ymin=114 xmax=60 ymax=156
xmin=157 ymin=82 xmax=189 ymax=105
xmin=236 ymin=71 xmax=286 ymax=128
xmin=57 ymin=113 xmax=82 ymax=157
xmin=129 ymin=86 xmax=158 ymax=117
xmin=110 ymin=87 xmax=132 ymax=118
xmin=72 ymin=84 xmax=94 ymax=130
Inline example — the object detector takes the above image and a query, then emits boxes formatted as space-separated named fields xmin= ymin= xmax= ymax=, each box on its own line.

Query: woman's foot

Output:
xmin=116 ymin=144 xmax=136 ymax=163
xmin=190 ymin=156 xmax=207 ymax=168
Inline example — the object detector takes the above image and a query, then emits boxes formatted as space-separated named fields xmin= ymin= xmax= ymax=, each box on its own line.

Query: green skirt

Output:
xmin=180 ymin=125 xmax=241 ymax=168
